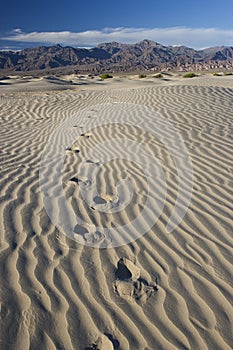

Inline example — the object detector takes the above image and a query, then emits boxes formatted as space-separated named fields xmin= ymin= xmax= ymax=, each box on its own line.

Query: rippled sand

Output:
xmin=0 ymin=74 xmax=233 ymax=349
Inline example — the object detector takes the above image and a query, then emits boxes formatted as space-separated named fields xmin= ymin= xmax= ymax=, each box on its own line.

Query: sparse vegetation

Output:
xmin=224 ymin=72 xmax=233 ymax=76
xmin=139 ymin=74 xmax=147 ymax=78
xmin=154 ymin=73 xmax=163 ymax=78
xmin=213 ymin=72 xmax=221 ymax=76
xmin=100 ymin=73 xmax=113 ymax=79
xmin=183 ymin=72 xmax=197 ymax=78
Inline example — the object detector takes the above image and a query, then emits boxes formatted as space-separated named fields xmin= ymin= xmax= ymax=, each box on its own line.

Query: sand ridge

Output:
xmin=0 ymin=75 xmax=233 ymax=349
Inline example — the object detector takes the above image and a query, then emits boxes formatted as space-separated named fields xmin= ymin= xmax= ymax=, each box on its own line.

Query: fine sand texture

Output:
xmin=0 ymin=75 xmax=233 ymax=349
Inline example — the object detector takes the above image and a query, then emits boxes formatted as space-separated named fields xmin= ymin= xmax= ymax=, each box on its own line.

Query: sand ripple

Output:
xmin=0 ymin=82 xmax=233 ymax=349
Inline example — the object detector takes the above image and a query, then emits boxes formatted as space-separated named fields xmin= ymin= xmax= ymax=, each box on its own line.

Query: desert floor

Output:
xmin=0 ymin=73 xmax=233 ymax=350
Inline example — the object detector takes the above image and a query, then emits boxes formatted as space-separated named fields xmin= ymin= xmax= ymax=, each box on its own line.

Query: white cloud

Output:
xmin=12 ymin=28 xmax=23 ymax=34
xmin=0 ymin=46 xmax=21 ymax=51
xmin=1 ymin=27 xmax=233 ymax=49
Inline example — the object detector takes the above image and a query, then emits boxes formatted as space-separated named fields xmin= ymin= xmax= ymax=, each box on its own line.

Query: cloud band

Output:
xmin=1 ymin=27 xmax=233 ymax=49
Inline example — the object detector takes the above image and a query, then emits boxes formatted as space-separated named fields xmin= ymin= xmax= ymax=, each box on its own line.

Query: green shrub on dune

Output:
xmin=183 ymin=72 xmax=197 ymax=78
xmin=154 ymin=73 xmax=163 ymax=78
xmin=100 ymin=73 xmax=113 ymax=79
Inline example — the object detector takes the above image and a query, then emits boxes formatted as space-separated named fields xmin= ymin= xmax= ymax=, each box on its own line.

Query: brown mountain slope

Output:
xmin=0 ymin=40 xmax=233 ymax=73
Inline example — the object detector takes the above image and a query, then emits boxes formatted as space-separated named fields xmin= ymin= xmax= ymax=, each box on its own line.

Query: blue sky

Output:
xmin=1 ymin=0 xmax=233 ymax=50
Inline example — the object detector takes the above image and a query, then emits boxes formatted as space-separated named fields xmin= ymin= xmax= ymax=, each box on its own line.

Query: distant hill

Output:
xmin=1 ymin=40 xmax=233 ymax=74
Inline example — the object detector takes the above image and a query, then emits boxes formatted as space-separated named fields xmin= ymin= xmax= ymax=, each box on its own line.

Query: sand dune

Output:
xmin=0 ymin=75 xmax=233 ymax=349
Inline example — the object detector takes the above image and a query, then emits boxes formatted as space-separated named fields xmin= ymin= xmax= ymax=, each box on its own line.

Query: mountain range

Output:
xmin=1 ymin=40 xmax=233 ymax=74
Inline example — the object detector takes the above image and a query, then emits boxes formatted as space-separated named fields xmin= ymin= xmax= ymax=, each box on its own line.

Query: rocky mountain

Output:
xmin=1 ymin=40 xmax=233 ymax=74
xmin=201 ymin=46 xmax=233 ymax=61
xmin=0 ymin=44 xmax=111 ymax=71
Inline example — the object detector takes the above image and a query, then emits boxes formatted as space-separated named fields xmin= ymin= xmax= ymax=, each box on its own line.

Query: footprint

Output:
xmin=65 ymin=147 xmax=80 ymax=153
xmin=83 ymin=230 xmax=107 ymax=244
xmin=85 ymin=334 xmax=115 ymax=350
xmin=69 ymin=176 xmax=91 ymax=186
xmin=114 ymin=258 xmax=158 ymax=302
xmin=91 ymin=193 xmax=121 ymax=212
xmin=113 ymin=280 xmax=135 ymax=300
xmin=80 ymin=132 xmax=91 ymax=138
xmin=93 ymin=196 xmax=107 ymax=205
xmin=115 ymin=257 xmax=140 ymax=281
xmin=73 ymin=225 xmax=111 ymax=246
xmin=69 ymin=177 xmax=80 ymax=184
xmin=114 ymin=279 xmax=157 ymax=302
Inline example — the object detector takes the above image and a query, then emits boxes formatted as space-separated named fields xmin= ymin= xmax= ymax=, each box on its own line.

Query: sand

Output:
xmin=0 ymin=73 xmax=233 ymax=349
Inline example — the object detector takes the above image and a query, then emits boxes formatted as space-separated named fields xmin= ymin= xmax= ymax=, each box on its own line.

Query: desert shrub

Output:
xmin=183 ymin=72 xmax=197 ymax=78
xmin=100 ymin=73 xmax=113 ymax=79
xmin=213 ymin=72 xmax=221 ymax=76
xmin=154 ymin=73 xmax=163 ymax=78
xmin=224 ymin=72 xmax=233 ymax=76
xmin=139 ymin=74 xmax=147 ymax=78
